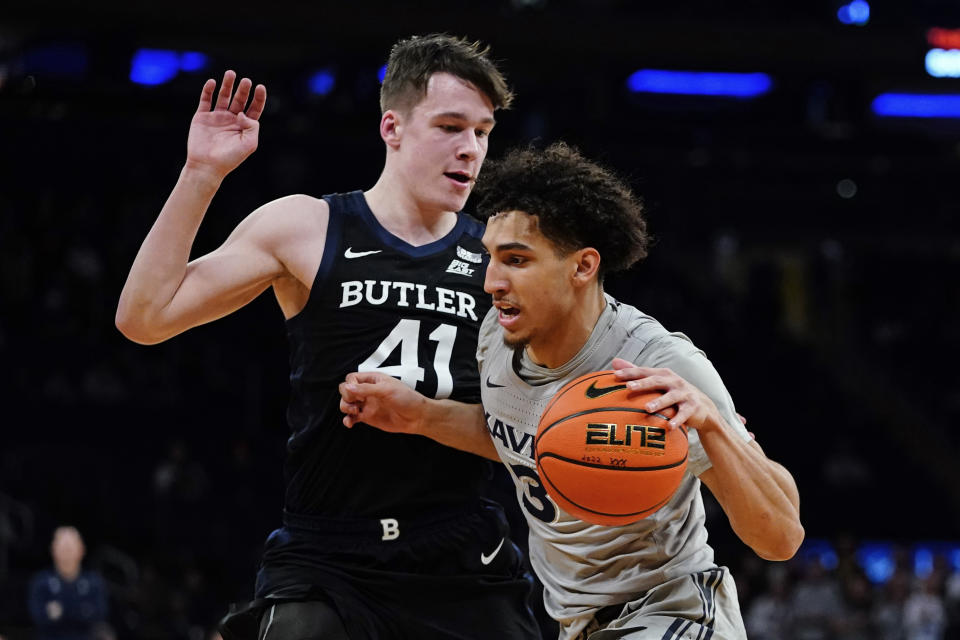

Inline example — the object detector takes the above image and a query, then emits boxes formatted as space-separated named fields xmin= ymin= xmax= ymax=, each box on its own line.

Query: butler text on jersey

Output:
xmin=340 ymin=280 xmax=479 ymax=321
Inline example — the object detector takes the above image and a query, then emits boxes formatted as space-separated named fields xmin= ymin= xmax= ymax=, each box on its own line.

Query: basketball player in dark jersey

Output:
xmin=116 ymin=35 xmax=539 ymax=640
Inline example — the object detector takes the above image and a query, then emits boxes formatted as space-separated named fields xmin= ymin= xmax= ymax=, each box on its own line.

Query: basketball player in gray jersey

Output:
xmin=340 ymin=143 xmax=803 ymax=639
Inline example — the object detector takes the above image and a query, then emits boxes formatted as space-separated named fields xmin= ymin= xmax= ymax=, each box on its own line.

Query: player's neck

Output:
xmin=526 ymin=289 xmax=607 ymax=369
xmin=365 ymin=176 xmax=457 ymax=247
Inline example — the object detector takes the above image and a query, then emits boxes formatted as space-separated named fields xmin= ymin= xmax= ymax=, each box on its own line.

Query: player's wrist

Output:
xmin=410 ymin=394 xmax=432 ymax=437
xmin=182 ymin=159 xmax=228 ymax=187
xmin=693 ymin=413 xmax=729 ymax=438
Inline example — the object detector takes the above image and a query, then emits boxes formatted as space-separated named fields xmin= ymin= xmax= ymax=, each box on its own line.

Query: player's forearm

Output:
xmin=699 ymin=427 xmax=803 ymax=561
xmin=416 ymin=399 xmax=499 ymax=461
xmin=115 ymin=164 xmax=222 ymax=343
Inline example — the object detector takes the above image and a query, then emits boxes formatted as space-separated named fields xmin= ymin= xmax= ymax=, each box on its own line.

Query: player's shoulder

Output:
xmin=241 ymin=194 xmax=329 ymax=243
xmin=255 ymin=193 xmax=329 ymax=220
xmin=611 ymin=299 xmax=671 ymax=343
xmin=610 ymin=298 xmax=700 ymax=363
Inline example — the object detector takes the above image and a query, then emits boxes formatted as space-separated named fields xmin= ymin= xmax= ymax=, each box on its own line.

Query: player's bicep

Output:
xmin=151 ymin=209 xmax=289 ymax=339
xmin=172 ymin=245 xmax=278 ymax=322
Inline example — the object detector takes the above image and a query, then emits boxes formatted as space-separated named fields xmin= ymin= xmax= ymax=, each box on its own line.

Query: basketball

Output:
xmin=534 ymin=370 xmax=689 ymax=526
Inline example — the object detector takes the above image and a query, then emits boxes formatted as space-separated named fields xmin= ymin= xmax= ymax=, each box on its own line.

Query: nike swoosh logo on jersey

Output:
xmin=344 ymin=247 xmax=382 ymax=259
xmin=481 ymin=537 xmax=505 ymax=565
xmin=584 ymin=380 xmax=628 ymax=399
xmin=485 ymin=377 xmax=506 ymax=389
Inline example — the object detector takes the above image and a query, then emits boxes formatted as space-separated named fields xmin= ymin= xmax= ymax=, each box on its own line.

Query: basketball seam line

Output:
xmin=538 ymin=451 xmax=688 ymax=472
xmin=541 ymin=460 xmax=676 ymax=518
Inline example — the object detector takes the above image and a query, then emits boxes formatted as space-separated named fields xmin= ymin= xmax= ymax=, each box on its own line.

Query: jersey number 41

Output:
xmin=359 ymin=318 xmax=457 ymax=399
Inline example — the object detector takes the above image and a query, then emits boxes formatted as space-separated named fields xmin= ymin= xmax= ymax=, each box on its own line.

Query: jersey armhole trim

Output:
xmin=285 ymin=195 xmax=344 ymax=327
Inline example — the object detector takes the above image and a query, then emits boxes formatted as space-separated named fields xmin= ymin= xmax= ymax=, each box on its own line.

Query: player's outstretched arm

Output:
xmin=612 ymin=358 xmax=804 ymax=562
xmin=116 ymin=71 xmax=294 ymax=344
xmin=339 ymin=372 xmax=499 ymax=461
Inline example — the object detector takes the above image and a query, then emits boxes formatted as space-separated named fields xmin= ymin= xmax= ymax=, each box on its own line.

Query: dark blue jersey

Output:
xmin=283 ymin=191 xmax=493 ymax=519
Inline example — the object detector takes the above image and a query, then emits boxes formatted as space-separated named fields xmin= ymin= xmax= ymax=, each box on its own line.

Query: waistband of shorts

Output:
xmin=281 ymin=499 xmax=488 ymax=537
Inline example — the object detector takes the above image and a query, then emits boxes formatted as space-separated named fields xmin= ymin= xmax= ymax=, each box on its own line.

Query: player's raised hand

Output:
xmin=185 ymin=70 xmax=267 ymax=179
xmin=339 ymin=372 xmax=427 ymax=434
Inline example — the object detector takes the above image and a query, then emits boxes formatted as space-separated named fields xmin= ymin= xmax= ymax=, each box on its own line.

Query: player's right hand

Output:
xmin=185 ymin=70 xmax=267 ymax=180
xmin=339 ymin=372 xmax=427 ymax=435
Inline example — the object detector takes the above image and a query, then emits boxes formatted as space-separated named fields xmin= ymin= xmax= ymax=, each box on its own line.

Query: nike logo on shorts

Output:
xmin=344 ymin=247 xmax=382 ymax=259
xmin=481 ymin=537 xmax=505 ymax=565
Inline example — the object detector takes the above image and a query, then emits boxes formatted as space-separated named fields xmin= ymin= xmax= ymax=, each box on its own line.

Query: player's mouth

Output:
xmin=444 ymin=171 xmax=473 ymax=190
xmin=494 ymin=301 xmax=521 ymax=329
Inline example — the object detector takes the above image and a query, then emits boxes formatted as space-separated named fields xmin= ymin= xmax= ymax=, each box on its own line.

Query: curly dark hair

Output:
xmin=475 ymin=142 xmax=649 ymax=278
xmin=380 ymin=34 xmax=514 ymax=114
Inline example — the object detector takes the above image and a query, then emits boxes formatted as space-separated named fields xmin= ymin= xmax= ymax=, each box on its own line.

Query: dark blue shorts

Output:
xmin=220 ymin=499 xmax=540 ymax=640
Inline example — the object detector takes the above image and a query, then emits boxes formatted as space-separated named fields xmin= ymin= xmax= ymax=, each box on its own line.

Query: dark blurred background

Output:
xmin=2 ymin=1 xmax=960 ymax=638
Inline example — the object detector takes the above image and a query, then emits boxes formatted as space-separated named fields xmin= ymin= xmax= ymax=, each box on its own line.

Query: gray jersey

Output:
xmin=478 ymin=295 xmax=751 ymax=638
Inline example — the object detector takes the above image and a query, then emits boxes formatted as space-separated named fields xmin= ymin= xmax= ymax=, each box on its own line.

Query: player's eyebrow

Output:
xmin=434 ymin=111 xmax=497 ymax=126
xmin=494 ymin=242 xmax=531 ymax=252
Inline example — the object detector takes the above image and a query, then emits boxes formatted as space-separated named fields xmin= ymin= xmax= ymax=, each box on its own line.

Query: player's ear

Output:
xmin=380 ymin=110 xmax=403 ymax=149
xmin=571 ymin=248 xmax=601 ymax=286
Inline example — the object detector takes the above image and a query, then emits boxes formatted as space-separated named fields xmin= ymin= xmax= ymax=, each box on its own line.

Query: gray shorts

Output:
xmin=571 ymin=567 xmax=747 ymax=640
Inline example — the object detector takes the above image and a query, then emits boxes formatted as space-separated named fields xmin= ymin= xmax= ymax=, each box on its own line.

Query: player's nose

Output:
xmin=484 ymin=264 xmax=508 ymax=295
xmin=455 ymin=130 xmax=481 ymax=161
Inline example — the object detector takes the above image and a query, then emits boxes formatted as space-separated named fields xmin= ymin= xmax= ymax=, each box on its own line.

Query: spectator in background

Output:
xmin=836 ymin=567 xmax=873 ymax=640
xmin=745 ymin=565 xmax=791 ymax=639
xmin=943 ymin=563 xmax=960 ymax=637
xmin=872 ymin=569 xmax=910 ymax=640
xmin=27 ymin=526 xmax=110 ymax=640
xmin=788 ymin=559 xmax=844 ymax=640
xmin=903 ymin=575 xmax=946 ymax=640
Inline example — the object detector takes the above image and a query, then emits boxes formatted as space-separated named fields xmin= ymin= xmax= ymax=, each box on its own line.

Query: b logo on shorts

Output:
xmin=380 ymin=518 xmax=399 ymax=541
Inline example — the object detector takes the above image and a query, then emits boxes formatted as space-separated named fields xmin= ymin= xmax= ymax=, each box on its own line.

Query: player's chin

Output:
xmin=500 ymin=329 xmax=528 ymax=350
xmin=440 ymin=186 xmax=471 ymax=210
xmin=449 ymin=194 xmax=471 ymax=212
